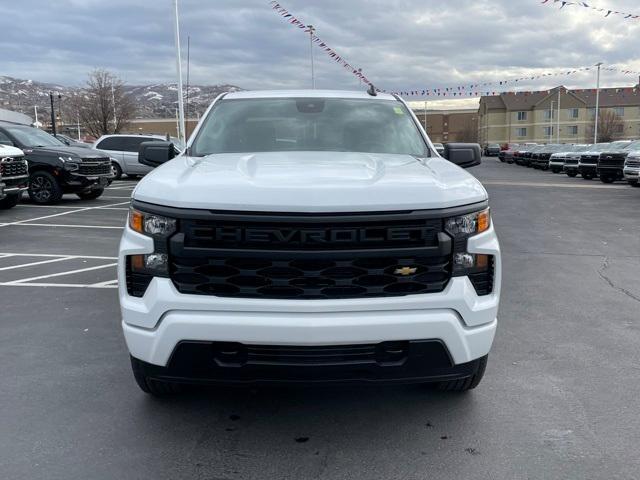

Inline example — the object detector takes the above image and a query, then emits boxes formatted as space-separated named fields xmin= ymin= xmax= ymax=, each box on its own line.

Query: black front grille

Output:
xmin=580 ymin=154 xmax=599 ymax=164
xmin=170 ymin=253 xmax=450 ymax=299
xmin=0 ymin=158 xmax=28 ymax=178
xmin=168 ymin=211 xmax=454 ymax=300
xmin=565 ymin=159 xmax=579 ymax=165
xmin=78 ymin=163 xmax=111 ymax=176
xmin=599 ymin=154 xmax=626 ymax=167
xmin=626 ymin=159 xmax=640 ymax=168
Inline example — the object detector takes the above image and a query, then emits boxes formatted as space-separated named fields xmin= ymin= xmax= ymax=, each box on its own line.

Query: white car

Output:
xmin=0 ymin=144 xmax=29 ymax=209
xmin=93 ymin=134 xmax=183 ymax=180
xmin=118 ymin=90 xmax=501 ymax=395
xmin=623 ymin=151 xmax=640 ymax=187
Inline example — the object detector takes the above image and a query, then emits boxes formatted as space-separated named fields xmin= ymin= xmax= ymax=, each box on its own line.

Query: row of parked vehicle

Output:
xmin=0 ymin=120 xmax=177 ymax=209
xmin=497 ymin=140 xmax=640 ymax=186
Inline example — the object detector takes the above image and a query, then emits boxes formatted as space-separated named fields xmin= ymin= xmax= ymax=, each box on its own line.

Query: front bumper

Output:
xmin=119 ymin=222 xmax=501 ymax=373
xmin=623 ymin=166 xmax=640 ymax=180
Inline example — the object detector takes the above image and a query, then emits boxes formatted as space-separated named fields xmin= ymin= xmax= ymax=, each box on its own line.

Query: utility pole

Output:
xmin=49 ymin=92 xmax=57 ymax=136
xmin=34 ymin=106 xmax=39 ymax=127
xmin=557 ymin=88 xmax=561 ymax=144
xmin=594 ymin=62 xmax=603 ymax=143
xmin=549 ymin=101 xmax=555 ymax=142
xmin=423 ymin=101 xmax=428 ymax=131
xmin=173 ymin=0 xmax=186 ymax=144
xmin=307 ymin=25 xmax=315 ymax=89
xmin=111 ymin=84 xmax=117 ymax=132
xmin=185 ymin=35 xmax=190 ymax=134
xmin=77 ymin=111 xmax=81 ymax=140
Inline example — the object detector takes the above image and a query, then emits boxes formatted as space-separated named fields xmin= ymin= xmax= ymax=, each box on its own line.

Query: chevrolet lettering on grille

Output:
xmin=213 ymin=226 xmax=432 ymax=245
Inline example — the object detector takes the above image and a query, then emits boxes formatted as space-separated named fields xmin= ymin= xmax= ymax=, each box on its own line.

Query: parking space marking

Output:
xmin=101 ymin=196 xmax=132 ymax=200
xmin=482 ymin=181 xmax=627 ymax=189
xmin=0 ymin=201 xmax=130 ymax=228
xmin=0 ymin=282 xmax=118 ymax=289
xmin=4 ymin=262 xmax=118 ymax=285
xmin=8 ymin=223 xmax=124 ymax=230
xmin=0 ymin=253 xmax=117 ymax=260
xmin=16 ymin=204 xmax=130 ymax=211
xmin=0 ymin=257 xmax=73 ymax=271
xmin=90 ymin=279 xmax=119 ymax=287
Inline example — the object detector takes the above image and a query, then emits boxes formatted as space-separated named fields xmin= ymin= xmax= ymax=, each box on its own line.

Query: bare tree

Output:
xmin=71 ymin=69 xmax=136 ymax=138
xmin=587 ymin=109 xmax=625 ymax=142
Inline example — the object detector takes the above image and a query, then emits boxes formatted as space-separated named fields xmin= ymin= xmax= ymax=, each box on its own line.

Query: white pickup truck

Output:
xmin=0 ymin=144 xmax=29 ymax=210
xmin=118 ymin=90 xmax=501 ymax=395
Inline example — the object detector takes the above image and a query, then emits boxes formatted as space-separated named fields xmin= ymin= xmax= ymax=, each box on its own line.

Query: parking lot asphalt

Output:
xmin=1 ymin=163 xmax=639 ymax=480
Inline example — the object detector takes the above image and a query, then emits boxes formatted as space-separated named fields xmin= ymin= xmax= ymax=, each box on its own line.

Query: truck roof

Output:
xmin=224 ymin=89 xmax=397 ymax=101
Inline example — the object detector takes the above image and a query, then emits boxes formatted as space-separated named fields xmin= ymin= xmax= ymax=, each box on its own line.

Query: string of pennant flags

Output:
xmin=540 ymin=0 xmax=640 ymax=20
xmin=269 ymin=1 xmax=640 ymax=99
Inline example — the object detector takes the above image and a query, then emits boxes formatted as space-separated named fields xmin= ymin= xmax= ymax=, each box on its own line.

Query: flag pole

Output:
xmin=173 ymin=0 xmax=186 ymax=143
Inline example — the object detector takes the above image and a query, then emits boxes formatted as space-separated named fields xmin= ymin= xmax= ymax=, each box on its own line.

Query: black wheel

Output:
xmin=436 ymin=356 xmax=488 ymax=392
xmin=130 ymin=356 xmax=182 ymax=396
xmin=566 ymin=171 xmax=577 ymax=177
xmin=629 ymin=180 xmax=640 ymax=187
xmin=28 ymin=171 xmax=63 ymax=204
xmin=76 ymin=188 xmax=104 ymax=200
xmin=582 ymin=173 xmax=594 ymax=180
xmin=111 ymin=162 xmax=122 ymax=180
xmin=0 ymin=194 xmax=21 ymax=209
xmin=551 ymin=168 xmax=560 ymax=173
xmin=600 ymin=175 xmax=614 ymax=184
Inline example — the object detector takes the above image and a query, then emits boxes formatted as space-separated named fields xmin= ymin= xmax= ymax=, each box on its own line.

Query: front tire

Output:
xmin=436 ymin=355 xmax=488 ymax=392
xmin=566 ymin=171 xmax=578 ymax=177
xmin=551 ymin=168 xmax=561 ymax=173
xmin=76 ymin=188 xmax=104 ymax=200
xmin=130 ymin=356 xmax=183 ymax=396
xmin=600 ymin=175 xmax=615 ymax=184
xmin=629 ymin=180 xmax=640 ymax=187
xmin=28 ymin=171 xmax=63 ymax=205
xmin=111 ymin=162 xmax=122 ymax=180
xmin=0 ymin=194 xmax=21 ymax=209
xmin=582 ymin=173 xmax=594 ymax=180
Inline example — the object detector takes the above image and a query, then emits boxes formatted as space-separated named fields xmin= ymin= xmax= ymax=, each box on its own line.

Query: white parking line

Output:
xmin=91 ymin=279 xmax=119 ymax=287
xmin=481 ymin=181 xmax=627 ymax=189
xmin=0 ymin=257 xmax=73 ymax=271
xmin=101 ymin=196 xmax=132 ymax=200
xmin=4 ymin=262 xmax=118 ymax=285
xmin=0 ymin=282 xmax=118 ymax=289
xmin=8 ymin=223 xmax=124 ymax=230
xmin=16 ymin=204 xmax=129 ymax=211
xmin=0 ymin=253 xmax=117 ymax=260
xmin=0 ymin=201 xmax=130 ymax=228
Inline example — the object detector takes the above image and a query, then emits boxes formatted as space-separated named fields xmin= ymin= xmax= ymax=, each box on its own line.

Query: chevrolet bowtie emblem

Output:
xmin=394 ymin=266 xmax=417 ymax=276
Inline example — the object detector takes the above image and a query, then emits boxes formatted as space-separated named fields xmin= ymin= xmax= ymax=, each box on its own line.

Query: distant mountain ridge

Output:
xmin=0 ymin=76 xmax=243 ymax=120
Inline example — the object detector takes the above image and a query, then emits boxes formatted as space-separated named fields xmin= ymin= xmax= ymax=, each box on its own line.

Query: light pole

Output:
xmin=49 ymin=92 xmax=57 ymax=136
xmin=173 ymin=0 xmax=186 ymax=144
xmin=307 ymin=25 xmax=315 ymax=89
xmin=423 ymin=101 xmax=428 ymax=131
xmin=549 ymin=101 xmax=555 ymax=142
xmin=557 ymin=88 xmax=561 ymax=144
xmin=594 ymin=62 xmax=602 ymax=143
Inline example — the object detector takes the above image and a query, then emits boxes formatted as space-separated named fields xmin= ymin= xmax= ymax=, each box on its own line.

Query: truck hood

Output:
xmin=25 ymin=145 xmax=107 ymax=158
xmin=0 ymin=144 xmax=24 ymax=157
xmin=133 ymin=151 xmax=487 ymax=212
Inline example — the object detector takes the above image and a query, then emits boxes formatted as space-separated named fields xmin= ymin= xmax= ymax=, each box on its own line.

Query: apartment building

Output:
xmin=478 ymin=84 xmax=640 ymax=145
xmin=410 ymin=108 xmax=478 ymax=143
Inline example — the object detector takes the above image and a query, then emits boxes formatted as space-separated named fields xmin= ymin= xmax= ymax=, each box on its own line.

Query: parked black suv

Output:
xmin=530 ymin=144 xmax=564 ymax=170
xmin=579 ymin=140 xmax=631 ymax=180
xmin=0 ymin=122 xmax=113 ymax=204
xmin=597 ymin=140 xmax=640 ymax=183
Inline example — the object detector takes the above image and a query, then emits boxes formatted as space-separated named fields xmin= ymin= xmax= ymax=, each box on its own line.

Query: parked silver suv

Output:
xmin=93 ymin=134 xmax=183 ymax=180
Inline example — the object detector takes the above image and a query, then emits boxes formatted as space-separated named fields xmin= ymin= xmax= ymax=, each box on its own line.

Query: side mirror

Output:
xmin=139 ymin=141 xmax=176 ymax=167
xmin=443 ymin=143 xmax=482 ymax=168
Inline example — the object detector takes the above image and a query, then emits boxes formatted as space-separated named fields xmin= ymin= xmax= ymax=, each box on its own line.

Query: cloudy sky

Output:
xmin=2 ymin=0 xmax=640 ymax=107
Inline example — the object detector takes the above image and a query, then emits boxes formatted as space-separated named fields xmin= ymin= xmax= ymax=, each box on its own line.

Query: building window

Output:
xmin=613 ymin=107 xmax=624 ymax=117
xmin=543 ymin=109 xmax=555 ymax=120
xmin=543 ymin=126 xmax=554 ymax=136
xmin=515 ymin=127 xmax=527 ymax=137
xmin=567 ymin=125 xmax=578 ymax=135
xmin=568 ymin=108 xmax=579 ymax=119
xmin=516 ymin=111 xmax=527 ymax=121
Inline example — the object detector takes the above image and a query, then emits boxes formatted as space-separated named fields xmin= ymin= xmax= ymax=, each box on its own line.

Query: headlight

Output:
xmin=129 ymin=208 xmax=176 ymax=237
xmin=444 ymin=208 xmax=490 ymax=238
xmin=59 ymin=156 xmax=80 ymax=171
xmin=445 ymin=207 xmax=494 ymax=295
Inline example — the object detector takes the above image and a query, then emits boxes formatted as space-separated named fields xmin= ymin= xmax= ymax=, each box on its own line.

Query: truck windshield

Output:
xmin=5 ymin=125 xmax=65 ymax=148
xmin=190 ymin=97 xmax=428 ymax=156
